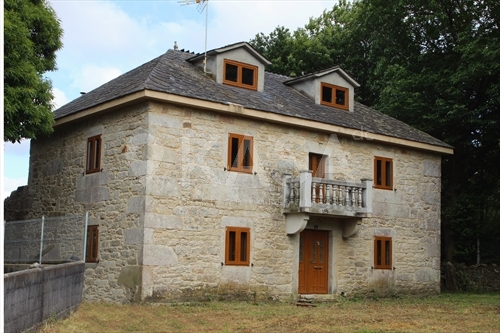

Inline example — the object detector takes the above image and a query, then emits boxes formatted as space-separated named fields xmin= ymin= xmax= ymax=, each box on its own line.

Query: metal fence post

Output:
xmin=82 ymin=212 xmax=89 ymax=262
xmin=39 ymin=215 xmax=45 ymax=264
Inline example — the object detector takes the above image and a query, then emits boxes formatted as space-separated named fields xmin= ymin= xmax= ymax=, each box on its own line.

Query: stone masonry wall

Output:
xmin=12 ymin=99 xmax=442 ymax=302
xmin=139 ymin=101 xmax=441 ymax=301
xmin=140 ymin=103 xmax=296 ymax=301
xmin=334 ymin=139 xmax=441 ymax=296
xmin=24 ymin=103 xmax=150 ymax=302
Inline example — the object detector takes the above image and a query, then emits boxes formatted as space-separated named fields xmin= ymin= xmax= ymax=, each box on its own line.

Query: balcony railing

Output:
xmin=283 ymin=171 xmax=372 ymax=217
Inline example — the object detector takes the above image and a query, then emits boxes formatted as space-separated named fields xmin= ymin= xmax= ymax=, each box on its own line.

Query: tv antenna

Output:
xmin=178 ymin=0 xmax=209 ymax=73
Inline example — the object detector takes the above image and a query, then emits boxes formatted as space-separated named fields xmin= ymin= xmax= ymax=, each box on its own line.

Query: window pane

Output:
xmin=231 ymin=137 xmax=239 ymax=168
xmin=225 ymin=64 xmax=238 ymax=82
xmin=385 ymin=240 xmax=391 ymax=266
xmin=91 ymin=229 xmax=98 ymax=259
xmin=240 ymin=232 xmax=248 ymax=262
xmin=241 ymin=67 xmax=254 ymax=86
xmin=242 ymin=139 xmax=251 ymax=169
xmin=336 ymin=89 xmax=346 ymax=105
xmin=376 ymin=240 xmax=382 ymax=265
xmin=87 ymin=141 xmax=93 ymax=170
xmin=94 ymin=139 xmax=100 ymax=169
xmin=322 ymin=86 xmax=333 ymax=103
xmin=376 ymin=160 xmax=382 ymax=185
xmin=319 ymin=239 xmax=324 ymax=263
xmin=385 ymin=161 xmax=391 ymax=187
xmin=312 ymin=238 xmax=317 ymax=262
xmin=228 ymin=231 xmax=236 ymax=261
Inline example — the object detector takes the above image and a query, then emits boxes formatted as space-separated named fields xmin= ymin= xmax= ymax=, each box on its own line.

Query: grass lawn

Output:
xmin=39 ymin=293 xmax=500 ymax=333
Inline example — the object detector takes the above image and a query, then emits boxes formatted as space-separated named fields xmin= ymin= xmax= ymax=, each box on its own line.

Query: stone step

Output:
xmin=296 ymin=301 xmax=316 ymax=307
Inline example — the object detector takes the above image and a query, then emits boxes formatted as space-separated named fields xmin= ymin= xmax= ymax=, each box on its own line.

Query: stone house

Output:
xmin=5 ymin=42 xmax=453 ymax=302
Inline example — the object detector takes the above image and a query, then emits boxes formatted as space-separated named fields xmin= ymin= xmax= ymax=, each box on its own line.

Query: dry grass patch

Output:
xmin=39 ymin=293 xmax=500 ymax=333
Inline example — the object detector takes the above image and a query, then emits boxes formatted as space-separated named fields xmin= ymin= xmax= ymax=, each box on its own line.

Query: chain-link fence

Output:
xmin=4 ymin=214 xmax=88 ymax=264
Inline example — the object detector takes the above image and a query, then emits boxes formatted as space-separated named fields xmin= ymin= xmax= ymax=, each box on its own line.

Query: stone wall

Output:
xmin=7 ymin=99 xmax=442 ymax=302
xmin=3 ymin=262 xmax=85 ymax=333
xmin=139 ymin=101 xmax=441 ymax=300
xmin=443 ymin=262 xmax=500 ymax=292
xmin=24 ymin=103 xmax=149 ymax=302
xmin=4 ymin=185 xmax=34 ymax=222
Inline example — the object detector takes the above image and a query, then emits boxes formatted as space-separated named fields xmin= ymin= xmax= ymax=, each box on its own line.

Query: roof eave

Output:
xmin=54 ymin=89 xmax=453 ymax=155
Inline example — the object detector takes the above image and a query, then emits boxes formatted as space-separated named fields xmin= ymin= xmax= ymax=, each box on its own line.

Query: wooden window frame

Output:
xmin=86 ymin=135 xmax=102 ymax=174
xmin=374 ymin=156 xmax=393 ymax=190
xmin=223 ymin=59 xmax=258 ymax=91
xmin=320 ymin=82 xmax=349 ymax=110
xmin=227 ymin=133 xmax=253 ymax=173
xmin=374 ymin=236 xmax=392 ymax=269
xmin=86 ymin=225 xmax=99 ymax=263
xmin=225 ymin=227 xmax=250 ymax=266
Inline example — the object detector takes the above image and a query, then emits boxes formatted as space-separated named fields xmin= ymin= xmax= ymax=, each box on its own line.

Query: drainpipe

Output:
xmin=83 ymin=212 xmax=89 ymax=262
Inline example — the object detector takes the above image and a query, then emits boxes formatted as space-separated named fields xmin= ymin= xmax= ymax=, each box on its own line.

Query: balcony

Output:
xmin=283 ymin=171 xmax=373 ymax=236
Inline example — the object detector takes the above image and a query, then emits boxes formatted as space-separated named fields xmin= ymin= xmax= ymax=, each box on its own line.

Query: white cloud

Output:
xmin=3 ymin=177 xmax=27 ymax=201
xmin=72 ymin=65 xmax=122 ymax=93
xmin=52 ymin=87 xmax=69 ymax=109
xmin=208 ymin=1 xmax=336 ymax=48
xmin=52 ymin=2 xmax=145 ymax=60
xmin=50 ymin=1 xmax=196 ymax=68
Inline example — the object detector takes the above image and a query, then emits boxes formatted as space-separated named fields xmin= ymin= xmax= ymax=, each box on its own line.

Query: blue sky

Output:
xmin=3 ymin=0 xmax=339 ymax=200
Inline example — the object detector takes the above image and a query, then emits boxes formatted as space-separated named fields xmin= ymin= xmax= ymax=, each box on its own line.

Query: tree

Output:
xmin=250 ymin=0 xmax=500 ymax=264
xmin=366 ymin=0 xmax=500 ymax=264
xmin=4 ymin=0 xmax=63 ymax=143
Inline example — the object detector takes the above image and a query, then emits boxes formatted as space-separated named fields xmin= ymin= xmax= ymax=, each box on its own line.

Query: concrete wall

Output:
xmin=7 ymin=99 xmax=442 ymax=303
xmin=3 ymin=262 xmax=85 ymax=333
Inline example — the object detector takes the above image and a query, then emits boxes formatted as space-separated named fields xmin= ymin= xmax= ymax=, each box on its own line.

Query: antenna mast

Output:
xmin=178 ymin=0 xmax=209 ymax=73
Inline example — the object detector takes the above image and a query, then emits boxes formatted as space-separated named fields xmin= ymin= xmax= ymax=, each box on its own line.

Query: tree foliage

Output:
xmin=250 ymin=0 xmax=500 ymax=263
xmin=4 ymin=0 xmax=63 ymax=143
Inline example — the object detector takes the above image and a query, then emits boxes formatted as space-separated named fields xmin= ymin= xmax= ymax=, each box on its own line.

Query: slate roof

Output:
xmin=54 ymin=49 xmax=452 ymax=149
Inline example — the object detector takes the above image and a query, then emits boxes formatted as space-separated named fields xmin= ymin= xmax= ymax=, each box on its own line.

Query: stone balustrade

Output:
xmin=283 ymin=171 xmax=372 ymax=217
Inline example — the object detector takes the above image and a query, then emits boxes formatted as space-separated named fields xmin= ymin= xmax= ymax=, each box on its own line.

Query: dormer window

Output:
xmin=320 ymin=83 xmax=349 ymax=110
xmin=223 ymin=59 xmax=258 ymax=91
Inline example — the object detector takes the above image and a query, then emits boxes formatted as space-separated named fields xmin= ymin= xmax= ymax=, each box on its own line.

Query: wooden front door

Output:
xmin=299 ymin=229 xmax=329 ymax=294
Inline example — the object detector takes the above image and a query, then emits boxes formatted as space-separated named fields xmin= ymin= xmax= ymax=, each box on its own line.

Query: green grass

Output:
xmin=38 ymin=293 xmax=500 ymax=333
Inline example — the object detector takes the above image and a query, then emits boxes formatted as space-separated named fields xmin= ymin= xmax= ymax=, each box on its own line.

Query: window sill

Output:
xmin=223 ymin=81 xmax=257 ymax=91
xmin=374 ymin=186 xmax=393 ymax=191
xmin=227 ymin=169 xmax=253 ymax=174
xmin=85 ymin=262 xmax=99 ymax=269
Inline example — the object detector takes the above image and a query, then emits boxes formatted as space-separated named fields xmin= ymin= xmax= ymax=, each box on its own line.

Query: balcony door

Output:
xmin=309 ymin=153 xmax=326 ymax=203
xmin=298 ymin=229 xmax=329 ymax=294
xmin=309 ymin=153 xmax=326 ymax=178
